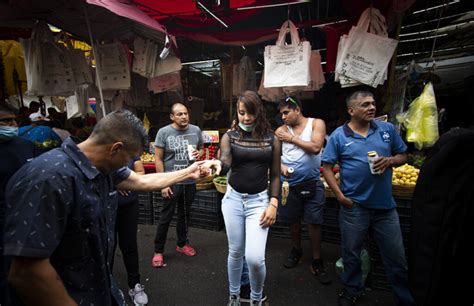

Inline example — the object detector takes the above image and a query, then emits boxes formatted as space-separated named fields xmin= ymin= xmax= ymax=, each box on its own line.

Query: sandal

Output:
xmin=176 ymin=245 xmax=197 ymax=257
xmin=151 ymin=253 xmax=164 ymax=268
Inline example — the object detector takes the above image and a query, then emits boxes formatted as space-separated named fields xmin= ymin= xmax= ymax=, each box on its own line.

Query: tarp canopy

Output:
xmin=121 ymin=0 xmax=415 ymax=46
xmin=0 ymin=0 xmax=167 ymax=44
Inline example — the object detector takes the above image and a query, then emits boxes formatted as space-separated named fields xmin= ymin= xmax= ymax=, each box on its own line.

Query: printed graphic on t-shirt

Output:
xmin=167 ymin=134 xmax=194 ymax=171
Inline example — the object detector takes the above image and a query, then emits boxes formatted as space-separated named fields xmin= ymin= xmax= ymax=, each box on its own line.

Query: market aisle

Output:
xmin=113 ymin=225 xmax=394 ymax=306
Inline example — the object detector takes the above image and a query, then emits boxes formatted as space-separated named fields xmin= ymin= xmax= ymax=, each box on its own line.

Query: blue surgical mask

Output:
xmin=238 ymin=122 xmax=255 ymax=132
xmin=0 ymin=126 xmax=18 ymax=140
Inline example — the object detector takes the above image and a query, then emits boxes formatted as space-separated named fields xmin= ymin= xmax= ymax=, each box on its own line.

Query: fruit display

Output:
xmin=141 ymin=152 xmax=155 ymax=163
xmin=392 ymin=164 xmax=419 ymax=186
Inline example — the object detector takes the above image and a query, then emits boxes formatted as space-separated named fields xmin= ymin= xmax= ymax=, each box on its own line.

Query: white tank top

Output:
xmin=282 ymin=118 xmax=321 ymax=183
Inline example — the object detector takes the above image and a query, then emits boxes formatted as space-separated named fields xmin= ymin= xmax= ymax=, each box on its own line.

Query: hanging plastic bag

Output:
xmin=397 ymin=82 xmax=439 ymax=149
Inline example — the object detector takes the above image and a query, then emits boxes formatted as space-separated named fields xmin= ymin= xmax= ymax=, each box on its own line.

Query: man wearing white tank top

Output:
xmin=275 ymin=96 xmax=330 ymax=285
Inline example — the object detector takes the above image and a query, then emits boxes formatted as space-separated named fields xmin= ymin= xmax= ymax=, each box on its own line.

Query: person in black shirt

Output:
xmin=218 ymin=91 xmax=281 ymax=306
xmin=4 ymin=110 xmax=219 ymax=306
xmin=0 ymin=105 xmax=41 ymax=305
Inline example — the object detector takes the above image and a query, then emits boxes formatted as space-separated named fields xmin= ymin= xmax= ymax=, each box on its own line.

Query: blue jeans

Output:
xmin=339 ymin=205 xmax=414 ymax=306
xmin=221 ymin=185 xmax=269 ymax=301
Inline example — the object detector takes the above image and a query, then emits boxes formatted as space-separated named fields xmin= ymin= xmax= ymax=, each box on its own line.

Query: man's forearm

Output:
xmin=322 ymin=164 xmax=344 ymax=199
xmin=9 ymin=258 xmax=77 ymax=306
xmin=136 ymin=167 xmax=193 ymax=191
xmin=390 ymin=153 xmax=407 ymax=167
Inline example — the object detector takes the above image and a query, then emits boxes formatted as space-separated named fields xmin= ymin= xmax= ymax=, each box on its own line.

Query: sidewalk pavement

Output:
xmin=113 ymin=225 xmax=394 ymax=306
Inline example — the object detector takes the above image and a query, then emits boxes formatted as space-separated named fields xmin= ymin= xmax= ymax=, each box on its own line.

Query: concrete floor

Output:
xmin=113 ymin=225 xmax=394 ymax=306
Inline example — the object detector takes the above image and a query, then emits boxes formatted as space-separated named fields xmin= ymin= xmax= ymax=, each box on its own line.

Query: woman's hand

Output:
xmin=260 ymin=203 xmax=278 ymax=228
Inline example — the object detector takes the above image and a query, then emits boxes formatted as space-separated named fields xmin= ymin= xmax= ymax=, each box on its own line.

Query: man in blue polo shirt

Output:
xmin=322 ymin=91 xmax=414 ymax=306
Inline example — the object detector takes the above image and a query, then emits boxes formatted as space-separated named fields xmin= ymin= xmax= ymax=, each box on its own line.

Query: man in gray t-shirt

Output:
xmin=152 ymin=103 xmax=203 ymax=268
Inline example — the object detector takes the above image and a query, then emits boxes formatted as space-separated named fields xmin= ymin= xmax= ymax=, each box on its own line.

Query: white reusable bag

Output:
xmin=95 ymin=42 xmax=131 ymax=90
xmin=335 ymin=7 xmax=398 ymax=87
xmin=263 ymin=20 xmax=311 ymax=88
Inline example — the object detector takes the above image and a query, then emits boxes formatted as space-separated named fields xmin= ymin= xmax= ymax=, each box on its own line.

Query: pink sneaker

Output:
xmin=151 ymin=253 xmax=164 ymax=268
xmin=176 ymin=245 xmax=196 ymax=257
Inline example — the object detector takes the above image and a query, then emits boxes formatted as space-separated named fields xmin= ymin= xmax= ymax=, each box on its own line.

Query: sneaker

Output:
xmin=310 ymin=258 xmax=331 ymax=285
xmin=250 ymin=300 xmax=263 ymax=306
xmin=240 ymin=284 xmax=268 ymax=303
xmin=227 ymin=294 xmax=241 ymax=306
xmin=176 ymin=245 xmax=197 ymax=257
xmin=337 ymin=291 xmax=359 ymax=306
xmin=129 ymin=283 xmax=148 ymax=306
xmin=284 ymin=247 xmax=302 ymax=268
xmin=151 ymin=252 xmax=164 ymax=268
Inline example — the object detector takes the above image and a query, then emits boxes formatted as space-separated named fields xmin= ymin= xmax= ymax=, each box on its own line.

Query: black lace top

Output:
xmin=219 ymin=130 xmax=281 ymax=198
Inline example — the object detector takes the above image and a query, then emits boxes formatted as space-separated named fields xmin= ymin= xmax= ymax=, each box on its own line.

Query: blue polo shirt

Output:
xmin=4 ymin=138 xmax=130 ymax=306
xmin=321 ymin=121 xmax=407 ymax=209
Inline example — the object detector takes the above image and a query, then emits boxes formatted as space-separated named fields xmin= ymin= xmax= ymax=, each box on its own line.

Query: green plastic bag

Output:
xmin=335 ymin=249 xmax=370 ymax=285
xmin=397 ymin=82 xmax=439 ymax=150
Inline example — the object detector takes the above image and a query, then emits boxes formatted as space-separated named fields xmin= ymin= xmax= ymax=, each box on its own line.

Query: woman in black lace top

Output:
xmin=219 ymin=91 xmax=281 ymax=306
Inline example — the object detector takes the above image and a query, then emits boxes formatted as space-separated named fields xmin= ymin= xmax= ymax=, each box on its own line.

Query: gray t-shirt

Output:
xmin=154 ymin=124 xmax=203 ymax=184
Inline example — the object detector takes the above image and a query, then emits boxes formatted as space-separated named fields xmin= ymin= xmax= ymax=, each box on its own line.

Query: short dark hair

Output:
xmin=90 ymin=110 xmax=148 ymax=152
xmin=346 ymin=91 xmax=374 ymax=108
xmin=277 ymin=96 xmax=302 ymax=112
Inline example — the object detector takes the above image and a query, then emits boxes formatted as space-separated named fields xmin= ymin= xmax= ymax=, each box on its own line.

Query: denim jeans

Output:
xmin=154 ymin=184 xmax=196 ymax=253
xmin=339 ymin=205 xmax=414 ymax=306
xmin=221 ymin=185 xmax=269 ymax=302
xmin=241 ymin=258 xmax=250 ymax=286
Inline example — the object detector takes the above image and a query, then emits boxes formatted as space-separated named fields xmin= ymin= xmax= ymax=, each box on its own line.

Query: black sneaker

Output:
xmin=311 ymin=258 xmax=331 ymax=285
xmin=337 ymin=291 xmax=359 ymax=306
xmin=240 ymin=284 xmax=268 ymax=303
xmin=284 ymin=247 xmax=302 ymax=268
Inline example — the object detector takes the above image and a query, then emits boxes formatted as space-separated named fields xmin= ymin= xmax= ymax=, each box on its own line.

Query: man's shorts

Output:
xmin=277 ymin=180 xmax=325 ymax=225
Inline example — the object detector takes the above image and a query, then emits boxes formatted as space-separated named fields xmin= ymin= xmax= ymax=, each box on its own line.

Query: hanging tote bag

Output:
xmin=95 ymin=42 xmax=131 ymax=90
xmin=283 ymin=50 xmax=326 ymax=93
xmin=335 ymin=7 xmax=398 ymax=87
xmin=263 ymin=20 xmax=311 ymax=88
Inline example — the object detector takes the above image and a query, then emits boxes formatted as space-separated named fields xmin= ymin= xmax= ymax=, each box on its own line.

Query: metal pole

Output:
xmin=83 ymin=3 xmax=107 ymax=116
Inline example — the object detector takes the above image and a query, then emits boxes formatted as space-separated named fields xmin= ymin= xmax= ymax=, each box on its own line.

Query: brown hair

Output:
xmin=234 ymin=91 xmax=272 ymax=139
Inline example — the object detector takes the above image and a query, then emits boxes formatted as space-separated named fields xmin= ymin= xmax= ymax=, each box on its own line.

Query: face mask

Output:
xmin=238 ymin=122 xmax=255 ymax=132
xmin=0 ymin=126 xmax=18 ymax=140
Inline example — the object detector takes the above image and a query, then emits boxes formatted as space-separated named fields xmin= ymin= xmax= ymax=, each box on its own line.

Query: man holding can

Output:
xmin=321 ymin=91 xmax=414 ymax=306
xmin=275 ymin=96 xmax=330 ymax=285
xmin=152 ymin=103 xmax=203 ymax=268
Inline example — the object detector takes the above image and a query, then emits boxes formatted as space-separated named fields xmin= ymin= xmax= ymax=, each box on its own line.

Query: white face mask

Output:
xmin=0 ymin=126 xmax=18 ymax=140
xmin=238 ymin=122 xmax=255 ymax=132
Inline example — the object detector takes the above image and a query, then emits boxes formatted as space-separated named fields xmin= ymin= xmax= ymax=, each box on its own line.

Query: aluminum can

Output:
xmin=367 ymin=151 xmax=382 ymax=174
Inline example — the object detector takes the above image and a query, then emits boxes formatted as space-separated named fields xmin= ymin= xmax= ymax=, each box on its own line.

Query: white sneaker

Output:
xmin=129 ymin=283 xmax=148 ymax=306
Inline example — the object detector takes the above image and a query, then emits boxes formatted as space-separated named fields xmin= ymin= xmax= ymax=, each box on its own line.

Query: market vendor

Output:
xmin=321 ymin=91 xmax=414 ymax=306
xmin=4 ymin=110 xmax=219 ymax=306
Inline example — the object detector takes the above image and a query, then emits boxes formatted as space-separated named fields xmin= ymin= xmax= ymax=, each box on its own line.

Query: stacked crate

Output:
xmin=150 ymin=189 xmax=224 ymax=231
xmin=138 ymin=192 xmax=153 ymax=225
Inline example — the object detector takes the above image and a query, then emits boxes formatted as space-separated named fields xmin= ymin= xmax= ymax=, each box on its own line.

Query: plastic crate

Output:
xmin=138 ymin=192 xmax=153 ymax=225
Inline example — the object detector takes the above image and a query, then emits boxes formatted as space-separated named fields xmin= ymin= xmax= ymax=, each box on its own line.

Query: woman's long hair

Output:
xmin=233 ymin=91 xmax=272 ymax=140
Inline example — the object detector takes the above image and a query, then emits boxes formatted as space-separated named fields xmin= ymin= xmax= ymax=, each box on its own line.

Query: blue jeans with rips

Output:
xmin=339 ymin=205 xmax=414 ymax=306
xmin=221 ymin=185 xmax=269 ymax=302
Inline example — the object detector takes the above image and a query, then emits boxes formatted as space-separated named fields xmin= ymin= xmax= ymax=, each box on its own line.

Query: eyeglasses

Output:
xmin=285 ymin=96 xmax=299 ymax=106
